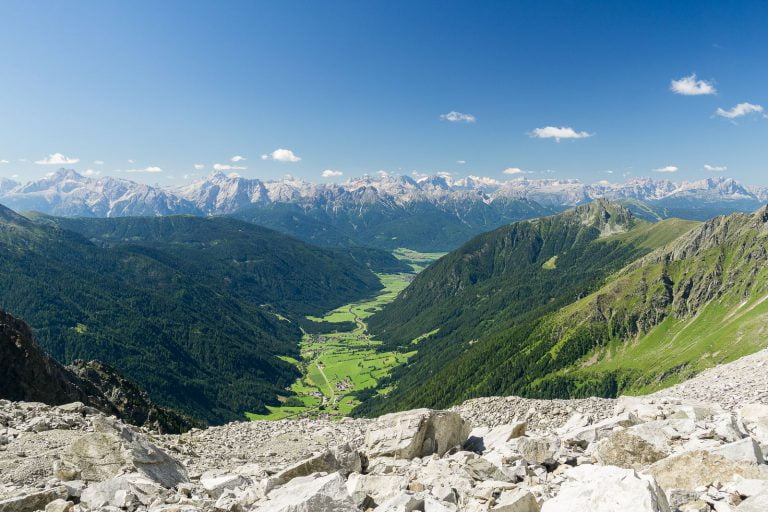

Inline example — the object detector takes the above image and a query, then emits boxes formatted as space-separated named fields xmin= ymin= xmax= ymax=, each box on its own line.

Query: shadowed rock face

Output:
xmin=0 ymin=309 xmax=96 ymax=406
xmin=0 ymin=309 xmax=197 ymax=433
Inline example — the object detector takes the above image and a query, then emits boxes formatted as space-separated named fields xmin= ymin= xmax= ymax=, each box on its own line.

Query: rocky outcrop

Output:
xmin=0 ymin=309 xmax=197 ymax=433
xmin=364 ymin=409 xmax=470 ymax=459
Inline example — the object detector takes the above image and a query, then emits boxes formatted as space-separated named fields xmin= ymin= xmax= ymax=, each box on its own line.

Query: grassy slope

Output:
xmin=355 ymin=205 xmax=700 ymax=416
xmin=533 ymin=210 xmax=768 ymax=395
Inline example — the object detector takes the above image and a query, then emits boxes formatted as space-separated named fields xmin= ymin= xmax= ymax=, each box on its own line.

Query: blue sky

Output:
xmin=0 ymin=0 xmax=766 ymax=185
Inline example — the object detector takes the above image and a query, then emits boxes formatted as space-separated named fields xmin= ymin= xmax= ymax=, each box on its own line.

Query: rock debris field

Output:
xmin=3 ymin=350 xmax=768 ymax=512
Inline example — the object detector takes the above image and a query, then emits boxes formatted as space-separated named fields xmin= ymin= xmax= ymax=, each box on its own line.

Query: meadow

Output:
xmin=247 ymin=249 xmax=443 ymax=420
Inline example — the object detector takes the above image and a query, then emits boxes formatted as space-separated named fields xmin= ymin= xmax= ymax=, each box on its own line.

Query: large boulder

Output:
xmin=739 ymin=404 xmax=768 ymax=445
xmin=708 ymin=438 xmax=765 ymax=464
xmin=365 ymin=409 xmax=470 ymax=460
xmin=595 ymin=430 xmax=668 ymax=470
xmin=272 ymin=443 xmax=364 ymax=486
xmin=59 ymin=417 xmax=188 ymax=487
xmin=541 ymin=464 xmax=670 ymax=512
xmin=346 ymin=473 xmax=409 ymax=508
xmin=255 ymin=472 xmax=357 ymax=512
xmin=560 ymin=413 xmax=639 ymax=448
xmin=79 ymin=473 xmax=164 ymax=509
xmin=0 ymin=487 xmax=67 ymax=512
xmin=647 ymin=450 xmax=768 ymax=492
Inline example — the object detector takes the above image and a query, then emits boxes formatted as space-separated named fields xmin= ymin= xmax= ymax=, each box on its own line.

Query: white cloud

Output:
xmin=715 ymin=102 xmax=764 ymax=119
xmin=230 ymin=155 xmax=246 ymax=162
xmin=440 ymin=111 xmax=476 ymax=123
xmin=503 ymin=167 xmax=526 ymax=175
xmin=261 ymin=148 xmax=301 ymax=162
xmin=35 ymin=152 xmax=80 ymax=165
xmin=126 ymin=166 xmax=163 ymax=173
xmin=465 ymin=175 xmax=500 ymax=186
xmin=0 ymin=159 xmax=8 ymax=164
xmin=704 ymin=164 xmax=727 ymax=172
xmin=213 ymin=163 xmax=247 ymax=171
xmin=670 ymin=74 xmax=717 ymax=95
xmin=82 ymin=169 xmax=101 ymax=176
xmin=456 ymin=160 xmax=466 ymax=165
xmin=93 ymin=160 xmax=105 ymax=165
xmin=227 ymin=172 xmax=241 ymax=178
xmin=11 ymin=174 xmax=18 ymax=178
xmin=128 ymin=159 xmax=136 ymax=164
xmin=654 ymin=165 xmax=679 ymax=173
xmin=322 ymin=169 xmax=343 ymax=178
xmin=605 ymin=170 xmax=614 ymax=174
xmin=531 ymin=126 xmax=592 ymax=142
xmin=193 ymin=163 xmax=205 ymax=170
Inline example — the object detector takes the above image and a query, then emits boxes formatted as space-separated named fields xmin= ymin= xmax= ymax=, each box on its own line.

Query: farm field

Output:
xmin=247 ymin=250 xmax=444 ymax=420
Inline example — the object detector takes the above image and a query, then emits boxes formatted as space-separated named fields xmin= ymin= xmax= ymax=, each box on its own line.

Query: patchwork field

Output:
xmin=247 ymin=249 xmax=444 ymax=420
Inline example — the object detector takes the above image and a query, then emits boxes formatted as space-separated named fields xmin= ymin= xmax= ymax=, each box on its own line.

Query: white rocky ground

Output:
xmin=3 ymin=350 xmax=768 ymax=512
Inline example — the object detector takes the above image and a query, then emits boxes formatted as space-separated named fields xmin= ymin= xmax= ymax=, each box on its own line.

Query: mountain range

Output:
xmin=1 ymin=169 xmax=766 ymax=251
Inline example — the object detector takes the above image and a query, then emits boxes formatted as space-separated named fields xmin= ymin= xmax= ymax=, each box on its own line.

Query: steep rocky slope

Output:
xmin=3 ymin=350 xmax=768 ymax=511
xmin=0 ymin=309 xmax=195 ymax=433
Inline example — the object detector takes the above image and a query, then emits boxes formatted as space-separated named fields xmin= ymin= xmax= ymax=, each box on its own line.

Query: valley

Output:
xmin=247 ymin=250 xmax=444 ymax=421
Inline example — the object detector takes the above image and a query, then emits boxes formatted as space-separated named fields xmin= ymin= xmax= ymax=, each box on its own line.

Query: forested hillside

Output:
xmin=362 ymin=206 xmax=768 ymax=415
xmin=0 ymin=206 xmax=386 ymax=423
xmin=357 ymin=201 xmax=699 ymax=415
xmin=231 ymin=196 xmax=555 ymax=252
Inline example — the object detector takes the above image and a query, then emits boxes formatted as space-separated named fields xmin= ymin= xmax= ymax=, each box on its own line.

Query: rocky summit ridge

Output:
xmin=4 ymin=350 xmax=768 ymax=511
xmin=0 ymin=169 xmax=765 ymax=219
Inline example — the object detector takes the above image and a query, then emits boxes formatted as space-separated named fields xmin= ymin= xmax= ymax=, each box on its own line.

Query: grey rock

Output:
xmin=541 ymin=465 xmax=670 ymax=512
xmin=708 ymin=438 xmax=765 ymax=464
xmin=0 ymin=487 xmax=67 ymax=512
xmin=257 ymin=472 xmax=357 ymax=512
xmin=365 ymin=409 xmax=470 ymax=459
xmin=60 ymin=417 xmax=188 ymax=487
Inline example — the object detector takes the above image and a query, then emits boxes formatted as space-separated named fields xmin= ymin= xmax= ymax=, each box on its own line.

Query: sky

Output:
xmin=0 ymin=0 xmax=766 ymax=186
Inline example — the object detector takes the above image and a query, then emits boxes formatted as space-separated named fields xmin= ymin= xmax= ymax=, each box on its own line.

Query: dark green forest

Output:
xmin=0 ymin=207 xmax=386 ymax=424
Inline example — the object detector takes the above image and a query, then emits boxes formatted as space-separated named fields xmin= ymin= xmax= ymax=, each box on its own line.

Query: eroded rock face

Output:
xmin=365 ymin=409 xmax=471 ymax=459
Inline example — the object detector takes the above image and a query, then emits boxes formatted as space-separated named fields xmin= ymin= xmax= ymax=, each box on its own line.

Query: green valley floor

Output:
xmin=246 ymin=249 xmax=442 ymax=420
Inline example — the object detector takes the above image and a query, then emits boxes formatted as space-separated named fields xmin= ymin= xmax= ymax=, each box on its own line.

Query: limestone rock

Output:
xmin=374 ymin=492 xmax=425 ymax=511
xmin=737 ymin=491 xmax=768 ymax=511
xmin=365 ymin=409 xmax=470 ymax=459
xmin=708 ymin=438 xmax=765 ymax=464
xmin=0 ymin=487 xmax=67 ymax=512
xmin=595 ymin=429 xmax=668 ymax=469
xmin=493 ymin=489 xmax=540 ymax=511
xmin=79 ymin=473 xmax=164 ymax=509
xmin=60 ymin=417 xmax=188 ymax=487
xmin=509 ymin=437 xmax=559 ymax=464
xmin=346 ymin=473 xmax=409 ymax=507
xmin=256 ymin=472 xmax=357 ymax=512
xmin=200 ymin=471 xmax=249 ymax=498
xmin=541 ymin=464 xmax=670 ymax=512
xmin=44 ymin=499 xmax=73 ymax=512
xmin=648 ymin=450 xmax=768 ymax=493
xmin=272 ymin=443 xmax=363 ymax=485
xmin=466 ymin=422 xmax=527 ymax=453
